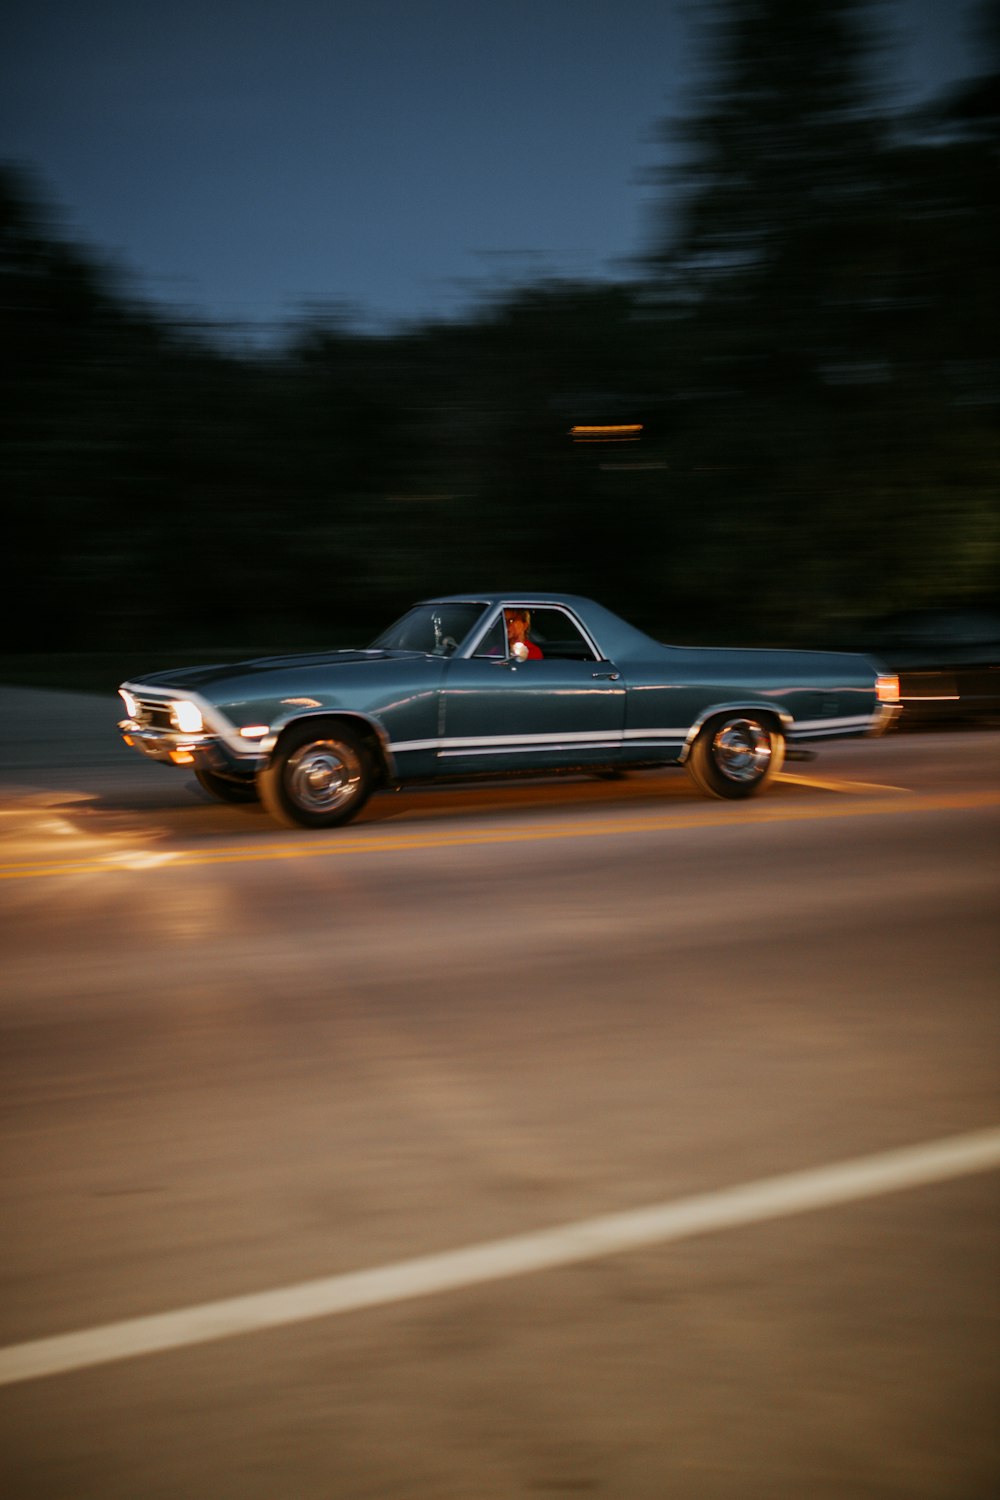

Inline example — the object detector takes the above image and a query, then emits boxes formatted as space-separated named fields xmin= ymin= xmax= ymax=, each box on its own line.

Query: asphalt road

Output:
xmin=1 ymin=688 xmax=998 ymax=1499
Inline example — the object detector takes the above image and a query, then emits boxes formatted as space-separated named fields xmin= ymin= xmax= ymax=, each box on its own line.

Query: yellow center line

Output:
xmin=0 ymin=788 xmax=998 ymax=881
xmin=775 ymin=771 xmax=910 ymax=794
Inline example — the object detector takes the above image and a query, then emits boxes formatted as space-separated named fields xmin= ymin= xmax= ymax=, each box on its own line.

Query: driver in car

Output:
xmin=505 ymin=609 xmax=543 ymax=660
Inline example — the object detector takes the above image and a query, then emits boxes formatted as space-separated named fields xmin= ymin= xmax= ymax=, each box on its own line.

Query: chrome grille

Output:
xmin=134 ymin=697 xmax=175 ymax=730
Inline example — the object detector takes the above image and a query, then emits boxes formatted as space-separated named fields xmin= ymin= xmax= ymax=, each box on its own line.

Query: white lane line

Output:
xmin=2 ymin=1126 xmax=998 ymax=1387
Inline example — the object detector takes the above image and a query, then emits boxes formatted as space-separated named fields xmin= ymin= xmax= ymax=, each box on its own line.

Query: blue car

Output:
xmin=118 ymin=593 xmax=900 ymax=828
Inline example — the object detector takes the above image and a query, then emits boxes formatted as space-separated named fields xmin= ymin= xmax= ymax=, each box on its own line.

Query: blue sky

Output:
xmin=2 ymin=0 xmax=985 ymax=339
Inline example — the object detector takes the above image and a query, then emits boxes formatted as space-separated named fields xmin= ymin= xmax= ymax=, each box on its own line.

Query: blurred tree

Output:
xmin=640 ymin=0 xmax=999 ymax=637
xmin=3 ymin=163 xmax=170 ymax=648
xmin=5 ymin=0 xmax=996 ymax=661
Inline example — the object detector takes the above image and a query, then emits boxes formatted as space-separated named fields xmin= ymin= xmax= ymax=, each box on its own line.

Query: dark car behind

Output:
xmin=858 ymin=607 xmax=1000 ymax=726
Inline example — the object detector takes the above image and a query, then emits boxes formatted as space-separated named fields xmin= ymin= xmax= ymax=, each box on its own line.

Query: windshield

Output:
xmin=370 ymin=602 xmax=487 ymax=656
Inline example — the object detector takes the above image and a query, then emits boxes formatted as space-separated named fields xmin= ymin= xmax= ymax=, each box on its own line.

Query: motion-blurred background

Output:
xmin=4 ymin=0 xmax=998 ymax=662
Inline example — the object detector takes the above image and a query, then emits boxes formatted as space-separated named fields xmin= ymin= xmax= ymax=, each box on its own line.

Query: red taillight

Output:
xmin=876 ymin=673 xmax=900 ymax=704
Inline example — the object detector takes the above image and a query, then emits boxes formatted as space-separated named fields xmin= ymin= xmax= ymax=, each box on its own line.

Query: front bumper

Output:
xmin=118 ymin=720 xmax=269 ymax=773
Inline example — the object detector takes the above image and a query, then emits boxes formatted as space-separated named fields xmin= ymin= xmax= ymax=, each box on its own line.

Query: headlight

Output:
xmin=876 ymin=674 xmax=900 ymax=704
xmin=119 ymin=689 xmax=138 ymax=718
xmin=171 ymin=699 xmax=205 ymax=733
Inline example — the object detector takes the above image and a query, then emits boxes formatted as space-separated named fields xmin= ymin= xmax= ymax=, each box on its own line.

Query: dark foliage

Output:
xmin=5 ymin=0 xmax=997 ymax=654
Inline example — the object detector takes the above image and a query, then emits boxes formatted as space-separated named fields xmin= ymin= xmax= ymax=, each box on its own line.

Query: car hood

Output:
xmin=131 ymin=649 xmax=423 ymax=691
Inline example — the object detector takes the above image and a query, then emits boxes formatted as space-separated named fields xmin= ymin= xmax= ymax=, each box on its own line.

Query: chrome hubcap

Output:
xmin=711 ymin=718 xmax=772 ymax=783
xmin=286 ymin=740 xmax=361 ymax=812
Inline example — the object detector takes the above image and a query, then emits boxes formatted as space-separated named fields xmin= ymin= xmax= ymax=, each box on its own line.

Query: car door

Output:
xmin=438 ymin=605 xmax=625 ymax=772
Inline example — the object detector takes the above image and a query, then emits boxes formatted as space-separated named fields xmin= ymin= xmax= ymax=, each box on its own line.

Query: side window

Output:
xmin=528 ymin=609 xmax=599 ymax=662
xmin=472 ymin=617 xmax=506 ymax=658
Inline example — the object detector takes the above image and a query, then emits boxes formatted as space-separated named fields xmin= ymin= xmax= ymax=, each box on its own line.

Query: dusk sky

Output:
xmin=3 ymin=0 xmax=985 ymax=341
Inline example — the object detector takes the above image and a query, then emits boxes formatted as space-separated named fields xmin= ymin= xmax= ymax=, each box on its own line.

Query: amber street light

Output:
xmin=570 ymin=423 xmax=643 ymax=443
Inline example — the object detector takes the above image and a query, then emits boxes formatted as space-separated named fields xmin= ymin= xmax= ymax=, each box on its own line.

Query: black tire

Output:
xmin=258 ymin=722 xmax=373 ymax=829
xmin=194 ymin=765 xmax=260 ymax=804
xmin=685 ymin=713 xmax=784 ymax=800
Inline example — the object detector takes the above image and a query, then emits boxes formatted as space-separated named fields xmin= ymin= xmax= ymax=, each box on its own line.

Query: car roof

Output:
xmin=420 ymin=591 xmax=596 ymax=609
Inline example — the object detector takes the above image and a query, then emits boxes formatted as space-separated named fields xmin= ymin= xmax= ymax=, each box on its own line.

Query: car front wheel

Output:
xmin=685 ymin=714 xmax=784 ymax=800
xmin=258 ymin=723 xmax=373 ymax=829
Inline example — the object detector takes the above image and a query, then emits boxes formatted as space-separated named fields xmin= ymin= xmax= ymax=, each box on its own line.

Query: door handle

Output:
xmin=592 ymin=671 xmax=620 ymax=680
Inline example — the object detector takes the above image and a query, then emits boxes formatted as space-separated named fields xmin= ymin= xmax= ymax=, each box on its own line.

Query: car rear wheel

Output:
xmin=194 ymin=765 xmax=260 ymax=804
xmin=686 ymin=713 xmax=784 ymax=800
xmin=258 ymin=723 xmax=373 ymax=829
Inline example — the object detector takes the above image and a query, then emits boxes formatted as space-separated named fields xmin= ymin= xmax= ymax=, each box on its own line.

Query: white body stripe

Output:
xmin=390 ymin=715 xmax=876 ymax=759
xmin=622 ymin=727 xmax=689 ymax=741
xmin=789 ymin=715 xmax=877 ymax=738
xmin=391 ymin=728 xmax=687 ymax=757
xmin=439 ymin=730 xmax=623 ymax=748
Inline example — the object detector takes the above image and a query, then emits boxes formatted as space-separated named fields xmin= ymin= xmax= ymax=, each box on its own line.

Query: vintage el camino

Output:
xmin=118 ymin=593 xmax=900 ymax=829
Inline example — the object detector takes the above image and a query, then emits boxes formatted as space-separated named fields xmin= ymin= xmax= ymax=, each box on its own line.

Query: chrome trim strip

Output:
xmin=618 ymin=739 xmax=686 ymax=749
xmin=388 ymin=738 xmax=441 ymax=754
xmin=792 ymin=714 xmax=877 ymax=731
xmin=391 ymin=711 xmax=883 ymax=759
xmin=444 ymin=730 xmax=621 ymax=748
xmin=392 ymin=730 xmax=626 ymax=753
xmin=788 ymin=714 xmax=879 ymax=738
xmin=622 ymin=727 xmax=689 ymax=741
xmin=390 ymin=726 xmax=689 ymax=759
xmin=439 ymin=741 xmax=622 ymax=759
